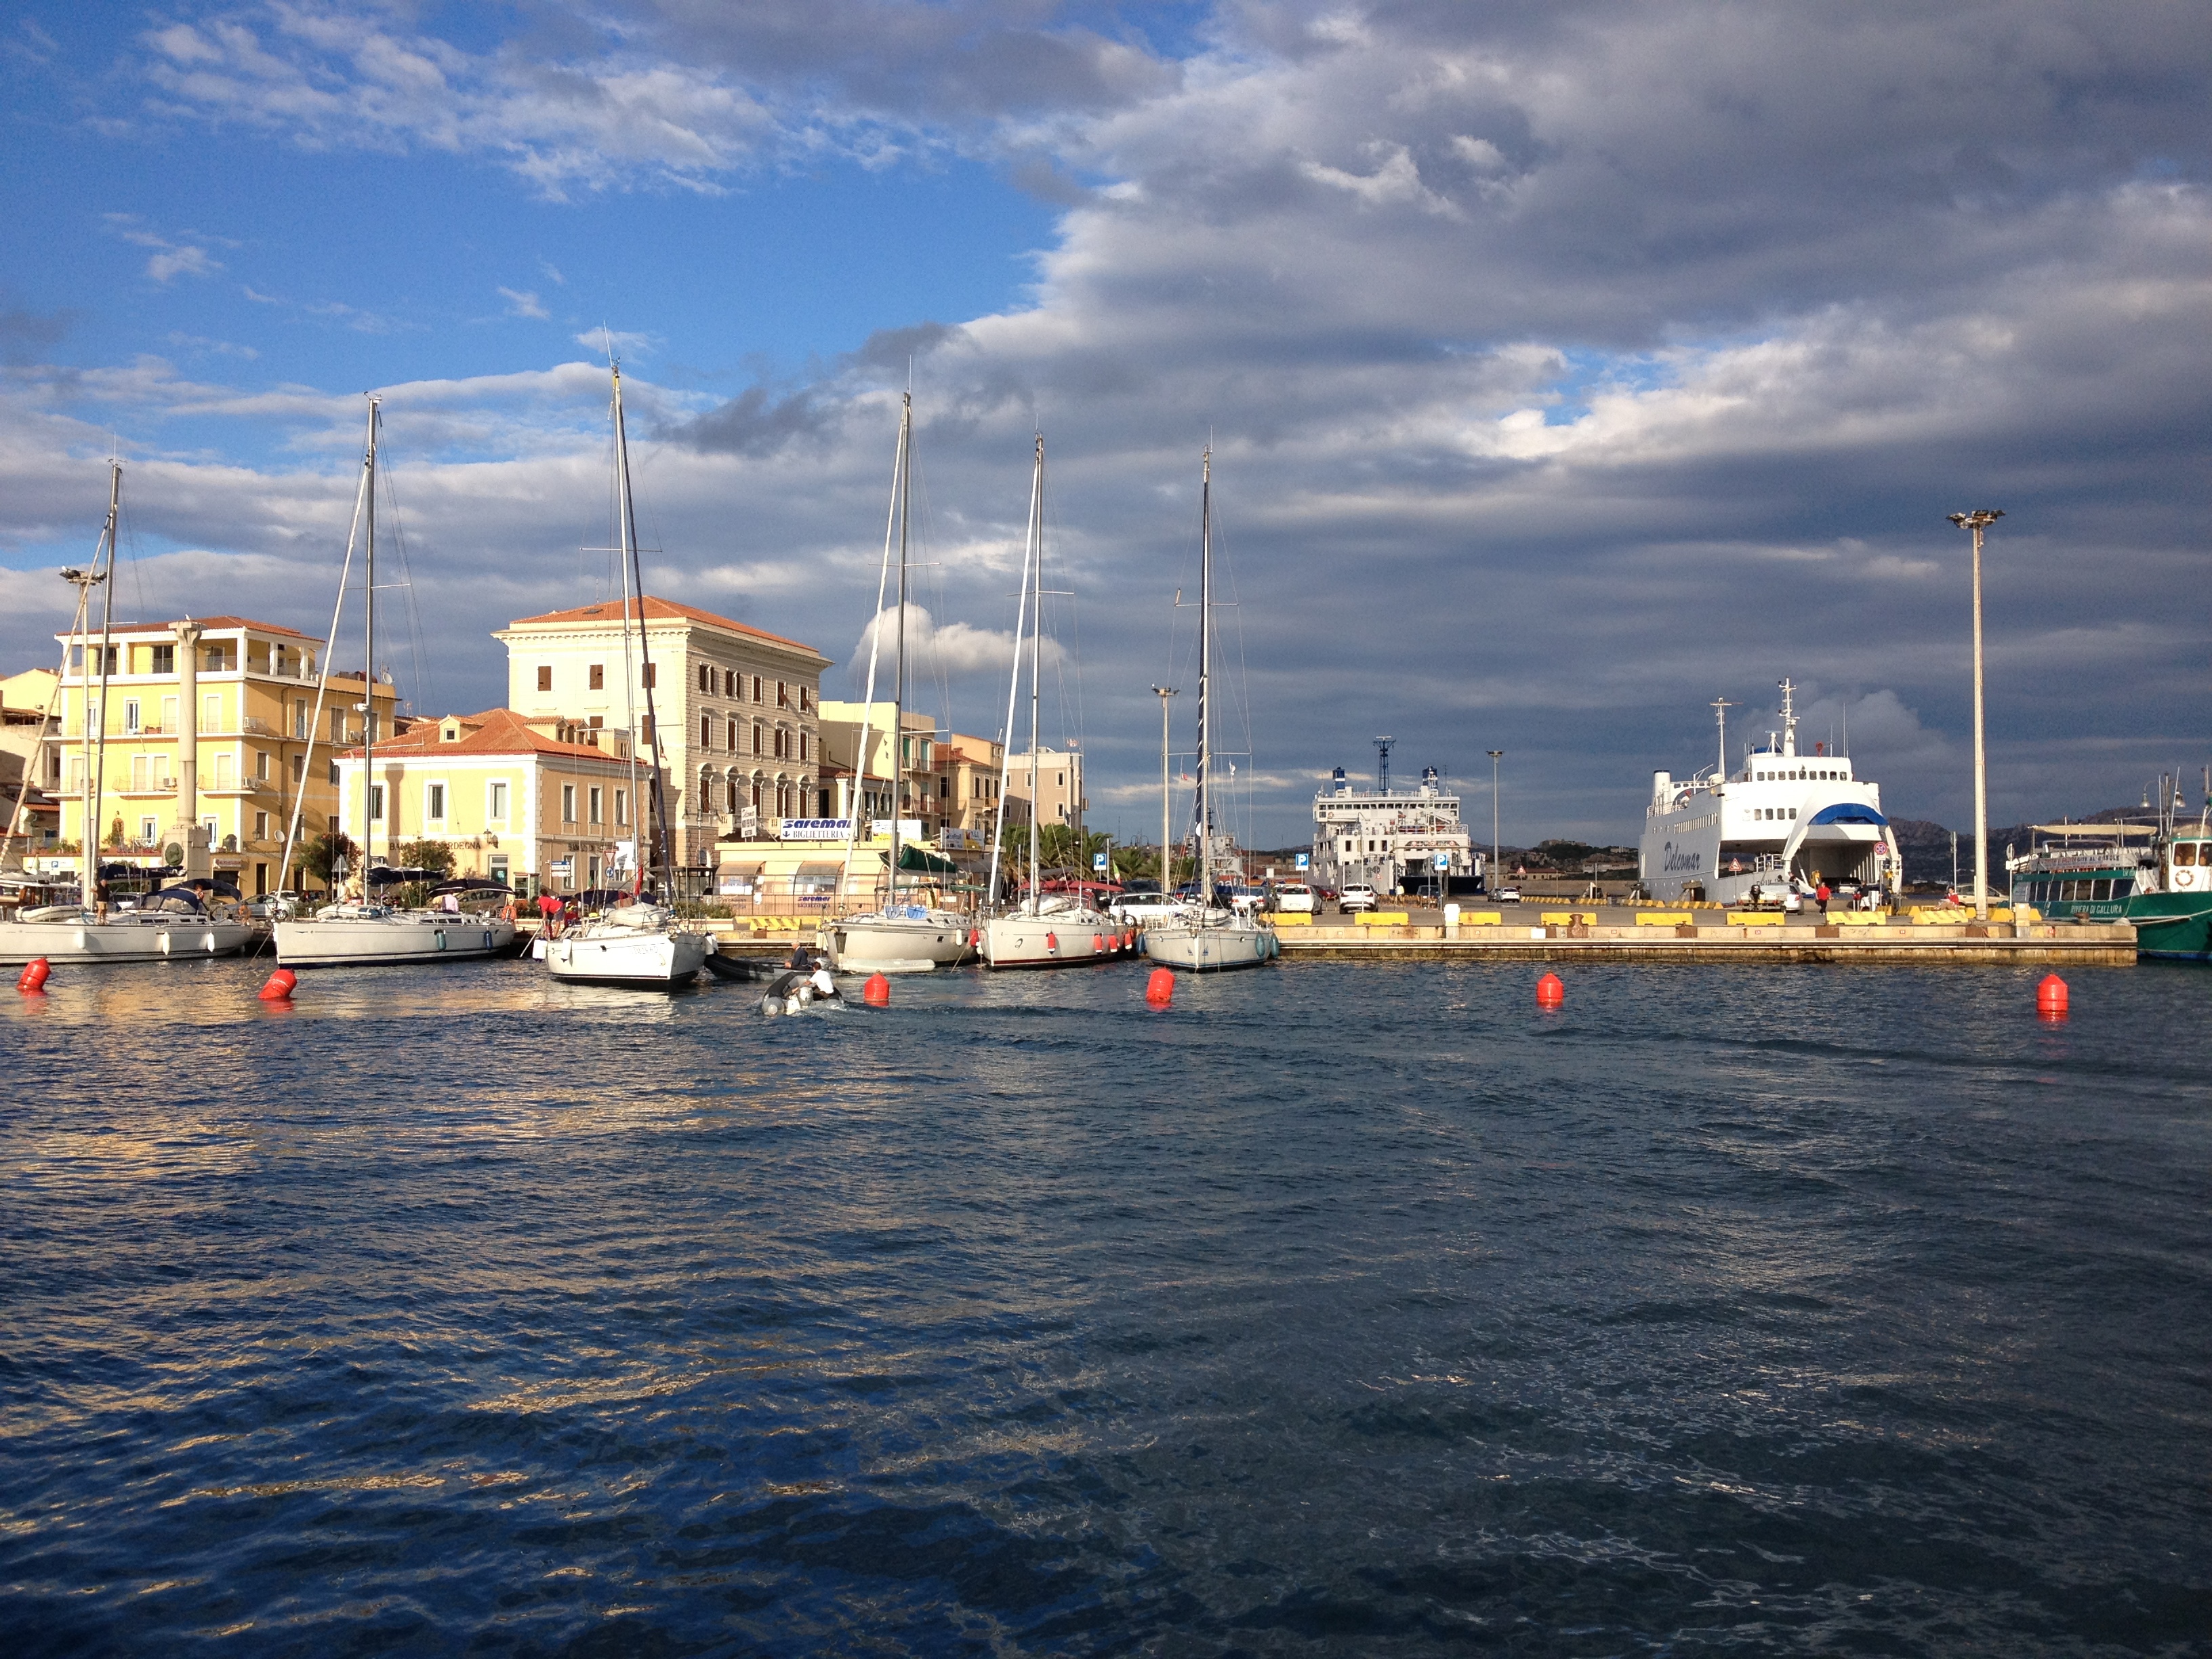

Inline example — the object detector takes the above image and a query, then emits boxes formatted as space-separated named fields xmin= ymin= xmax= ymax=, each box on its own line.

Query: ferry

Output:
xmin=1640 ymin=680 xmax=1903 ymax=906
xmin=2006 ymin=812 xmax=2212 ymax=962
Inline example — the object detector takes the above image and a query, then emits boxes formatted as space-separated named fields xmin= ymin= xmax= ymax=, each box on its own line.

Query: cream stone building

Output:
xmin=43 ymin=616 xmax=396 ymax=895
xmin=333 ymin=709 xmax=650 ymax=895
xmin=941 ymin=732 xmax=1025 ymax=847
xmin=1008 ymin=747 xmax=1086 ymax=831
xmin=496 ymin=597 xmax=831 ymax=869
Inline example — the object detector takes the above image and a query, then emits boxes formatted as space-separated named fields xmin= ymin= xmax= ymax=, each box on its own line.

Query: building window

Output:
xmin=537 ymin=665 xmax=553 ymax=692
xmin=294 ymin=700 xmax=308 ymax=739
xmin=369 ymin=785 xmax=384 ymax=821
xmin=752 ymin=723 xmax=762 ymax=756
xmin=331 ymin=708 xmax=346 ymax=741
xmin=800 ymin=686 xmax=811 ymax=712
xmin=254 ymin=811 xmax=268 ymax=839
xmin=427 ymin=783 xmax=446 ymax=821
xmin=777 ymin=681 xmax=787 ymax=708
xmin=123 ymin=699 xmax=140 ymax=734
xmin=292 ymin=754 xmax=304 ymax=783
xmin=800 ymin=732 xmax=808 ymax=762
xmin=699 ymin=663 xmax=712 ymax=691
xmin=589 ymin=663 xmax=605 ymax=691
xmin=140 ymin=816 xmax=157 ymax=842
xmin=589 ymin=786 xmax=603 ymax=825
xmin=203 ymin=693 xmax=222 ymax=731
xmin=615 ymin=788 xmax=628 ymax=826
xmin=255 ymin=750 xmax=268 ymax=780
xmin=642 ymin=663 xmax=657 ymax=689
xmin=702 ymin=713 xmax=714 ymax=748
xmin=562 ymin=784 xmax=577 ymax=823
xmin=488 ymin=781 xmax=509 ymax=821
xmin=727 ymin=717 xmax=738 ymax=750
xmin=151 ymin=643 xmax=174 ymax=676
xmin=329 ymin=760 xmax=340 ymax=785
xmin=723 ymin=670 xmax=735 ymax=697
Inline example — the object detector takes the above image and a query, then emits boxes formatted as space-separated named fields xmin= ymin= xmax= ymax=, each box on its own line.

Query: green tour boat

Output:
xmin=2007 ymin=819 xmax=2212 ymax=962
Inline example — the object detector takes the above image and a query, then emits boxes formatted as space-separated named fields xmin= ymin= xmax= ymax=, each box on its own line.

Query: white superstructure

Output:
xmin=1639 ymin=680 xmax=1902 ymax=905
xmin=1312 ymin=766 xmax=1477 ymax=896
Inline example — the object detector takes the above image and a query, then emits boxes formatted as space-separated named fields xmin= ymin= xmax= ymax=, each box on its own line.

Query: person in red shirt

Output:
xmin=537 ymin=888 xmax=563 ymax=939
xmin=1816 ymin=880 xmax=1831 ymax=912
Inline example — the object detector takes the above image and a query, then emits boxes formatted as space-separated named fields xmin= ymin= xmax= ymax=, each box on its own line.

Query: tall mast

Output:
xmin=612 ymin=363 xmax=670 ymax=895
xmin=361 ymin=398 xmax=379 ymax=884
xmin=987 ymin=443 xmax=1038 ymax=912
xmin=1195 ymin=448 xmax=1211 ymax=907
xmin=1027 ymin=435 xmax=1044 ymax=912
xmin=837 ymin=398 xmax=905 ymax=912
xmin=82 ymin=459 xmax=121 ymax=904
xmin=889 ymin=392 xmax=910 ymax=904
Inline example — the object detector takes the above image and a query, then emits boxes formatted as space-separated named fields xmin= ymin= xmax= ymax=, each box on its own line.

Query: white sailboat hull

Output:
xmin=276 ymin=914 xmax=516 ymax=968
xmin=982 ymin=909 xmax=1125 ymax=969
xmin=1143 ymin=912 xmax=1277 ymax=972
xmin=545 ymin=928 xmax=712 ymax=989
xmin=0 ymin=914 xmax=256 ymax=964
xmin=824 ymin=910 xmax=975 ymax=971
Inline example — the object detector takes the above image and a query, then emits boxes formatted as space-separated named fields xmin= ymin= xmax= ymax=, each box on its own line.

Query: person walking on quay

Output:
xmin=1816 ymin=880 xmax=1831 ymax=914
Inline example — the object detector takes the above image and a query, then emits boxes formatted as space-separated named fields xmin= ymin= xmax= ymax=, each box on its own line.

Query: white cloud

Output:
xmin=497 ymin=286 xmax=549 ymax=320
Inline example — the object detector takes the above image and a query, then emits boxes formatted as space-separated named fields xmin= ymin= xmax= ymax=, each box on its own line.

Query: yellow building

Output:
xmin=45 ymin=616 xmax=398 ymax=895
xmin=818 ymin=702 xmax=945 ymax=839
xmin=333 ymin=708 xmax=653 ymax=895
xmin=495 ymin=596 xmax=832 ymax=869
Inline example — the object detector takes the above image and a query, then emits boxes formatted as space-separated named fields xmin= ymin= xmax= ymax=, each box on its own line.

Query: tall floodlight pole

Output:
xmin=1948 ymin=509 xmax=2004 ymax=919
xmin=1488 ymin=750 xmax=1503 ymax=895
xmin=1152 ymin=686 xmax=1179 ymax=890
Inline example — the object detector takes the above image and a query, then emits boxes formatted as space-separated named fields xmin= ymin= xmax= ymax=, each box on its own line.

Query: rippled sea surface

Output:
xmin=3 ymin=956 xmax=2209 ymax=1657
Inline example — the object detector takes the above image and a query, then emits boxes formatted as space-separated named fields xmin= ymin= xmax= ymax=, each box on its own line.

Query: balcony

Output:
xmin=201 ymin=774 xmax=278 ymax=798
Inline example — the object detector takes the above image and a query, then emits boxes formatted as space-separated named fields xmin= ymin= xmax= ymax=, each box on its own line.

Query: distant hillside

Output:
xmin=1891 ymin=808 xmax=2152 ymax=886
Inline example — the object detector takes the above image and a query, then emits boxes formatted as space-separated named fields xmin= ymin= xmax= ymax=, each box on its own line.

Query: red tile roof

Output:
xmin=332 ymin=708 xmax=643 ymax=764
xmin=503 ymin=595 xmax=823 ymax=657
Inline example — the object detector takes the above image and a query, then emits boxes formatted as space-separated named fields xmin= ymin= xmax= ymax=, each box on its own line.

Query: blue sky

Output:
xmin=3 ymin=1 xmax=2209 ymax=847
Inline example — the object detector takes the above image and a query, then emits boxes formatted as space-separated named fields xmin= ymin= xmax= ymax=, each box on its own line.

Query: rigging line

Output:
xmin=374 ymin=427 xmax=432 ymax=721
xmin=906 ymin=428 xmax=954 ymax=739
xmin=837 ymin=395 xmax=905 ymax=906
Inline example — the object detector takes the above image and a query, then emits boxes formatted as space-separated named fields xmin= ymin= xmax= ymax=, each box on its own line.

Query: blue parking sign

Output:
xmin=1092 ymin=852 xmax=1108 ymax=872
xmin=1295 ymin=853 xmax=1309 ymax=870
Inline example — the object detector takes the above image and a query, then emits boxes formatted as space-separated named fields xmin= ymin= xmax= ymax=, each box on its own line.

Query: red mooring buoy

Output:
xmin=863 ymin=972 xmax=891 ymax=1006
xmin=2036 ymin=973 xmax=2068 ymax=1017
xmin=1536 ymin=971 xmax=1565 ymax=1007
xmin=258 ymin=968 xmax=298 ymax=1001
xmin=1145 ymin=967 xmax=1175 ymax=1005
xmin=17 ymin=957 xmax=52 ymax=994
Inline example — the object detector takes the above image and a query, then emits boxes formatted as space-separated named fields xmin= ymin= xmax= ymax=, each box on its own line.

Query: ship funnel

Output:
xmin=1654 ymin=769 xmax=1673 ymax=803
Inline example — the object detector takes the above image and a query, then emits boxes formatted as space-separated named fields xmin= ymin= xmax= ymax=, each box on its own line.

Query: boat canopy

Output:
xmin=1807 ymin=803 xmax=1887 ymax=827
xmin=897 ymin=844 xmax=960 ymax=874
xmin=431 ymin=876 xmax=510 ymax=894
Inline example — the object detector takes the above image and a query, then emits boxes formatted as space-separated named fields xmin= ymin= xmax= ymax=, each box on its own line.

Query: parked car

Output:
xmin=1339 ymin=883 xmax=1378 ymax=912
xmin=1493 ymin=886 xmax=1522 ymax=903
xmin=1110 ymin=887 xmax=1186 ymax=924
xmin=1275 ymin=882 xmax=1316 ymax=913
xmin=1744 ymin=879 xmax=1805 ymax=912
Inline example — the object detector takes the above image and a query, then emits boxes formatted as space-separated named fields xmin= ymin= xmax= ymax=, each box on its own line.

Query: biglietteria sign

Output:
xmin=779 ymin=819 xmax=853 ymax=841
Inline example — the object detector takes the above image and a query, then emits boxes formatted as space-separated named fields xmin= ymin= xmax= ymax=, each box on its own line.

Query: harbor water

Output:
xmin=3 ymin=958 xmax=2208 ymax=1655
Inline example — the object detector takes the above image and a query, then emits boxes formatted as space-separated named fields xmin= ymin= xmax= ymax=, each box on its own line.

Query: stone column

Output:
xmin=172 ymin=620 xmax=209 ymax=876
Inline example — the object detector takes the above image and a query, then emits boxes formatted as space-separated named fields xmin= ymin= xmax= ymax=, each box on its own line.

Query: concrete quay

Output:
xmin=1273 ymin=910 xmax=2136 ymax=964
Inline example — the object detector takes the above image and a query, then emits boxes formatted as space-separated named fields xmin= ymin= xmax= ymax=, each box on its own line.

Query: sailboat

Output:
xmin=543 ymin=362 xmax=713 ymax=990
xmin=821 ymin=391 xmax=976 ymax=972
xmin=0 ymin=459 xmax=255 ymax=965
xmin=1142 ymin=450 xmax=1277 ymax=972
xmin=275 ymin=398 xmax=518 ymax=968
xmin=981 ymin=435 xmax=1122 ymax=969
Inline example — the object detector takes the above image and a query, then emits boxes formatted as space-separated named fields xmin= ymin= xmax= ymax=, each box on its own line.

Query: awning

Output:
xmin=791 ymin=861 xmax=845 ymax=893
xmin=897 ymin=844 xmax=960 ymax=874
xmin=1806 ymin=803 xmax=1887 ymax=827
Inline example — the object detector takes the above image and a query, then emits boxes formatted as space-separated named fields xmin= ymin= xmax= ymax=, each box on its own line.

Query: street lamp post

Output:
xmin=1487 ymin=750 xmax=1503 ymax=897
xmin=1948 ymin=509 xmax=2004 ymax=920
xmin=1151 ymin=685 xmax=1179 ymax=891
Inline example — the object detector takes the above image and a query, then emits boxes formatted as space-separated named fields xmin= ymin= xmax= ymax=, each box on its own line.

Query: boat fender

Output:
xmin=968 ymin=928 xmax=980 ymax=947
xmin=1092 ymin=933 xmax=1105 ymax=954
xmin=258 ymin=968 xmax=298 ymax=1002
xmin=1046 ymin=931 xmax=1058 ymax=953
xmin=1145 ymin=967 xmax=1174 ymax=1006
xmin=17 ymin=958 xmax=51 ymax=994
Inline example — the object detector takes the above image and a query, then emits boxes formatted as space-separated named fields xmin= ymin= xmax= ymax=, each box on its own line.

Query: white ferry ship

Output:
xmin=1639 ymin=681 xmax=1902 ymax=905
xmin=1313 ymin=760 xmax=1478 ymax=897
